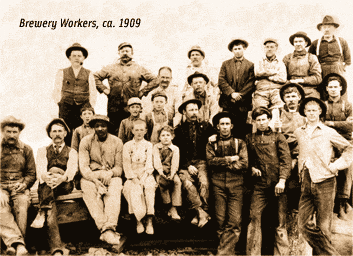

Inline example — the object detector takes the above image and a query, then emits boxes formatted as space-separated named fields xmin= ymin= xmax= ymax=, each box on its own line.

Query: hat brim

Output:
xmin=188 ymin=49 xmax=205 ymax=59
xmin=317 ymin=23 xmax=339 ymax=30
xmin=212 ymin=111 xmax=235 ymax=126
xmin=1 ymin=121 xmax=25 ymax=131
xmin=289 ymin=34 xmax=311 ymax=47
xmin=280 ymin=83 xmax=306 ymax=102
xmin=187 ymin=73 xmax=210 ymax=85
xmin=178 ymin=99 xmax=202 ymax=114
xmin=66 ymin=46 xmax=88 ymax=59
xmin=46 ymin=118 xmax=70 ymax=137
xmin=321 ymin=73 xmax=347 ymax=96
xmin=228 ymin=39 xmax=249 ymax=51
xmin=89 ymin=118 xmax=112 ymax=128
xmin=299 ymin=97 xmax=327 ymax=118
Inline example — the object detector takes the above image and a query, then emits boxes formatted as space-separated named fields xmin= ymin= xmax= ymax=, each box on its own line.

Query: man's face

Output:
xmin=159 ymin=130 xmax=173 ymax=145
xmin=255 ymin=114 xmax=271 ymax=132
xmin=190 ymin=51 xmax=204 ymax=67
xmin=129 ymin=104 xmax=142 ymax=117
xmin=119 ymin=46 xmax=133 ymax=62
xmin=283 ymin=91 xmax=301 ymax=110
xmin=69 ymin=50 xmax=85 ymax=66
xmin=320 ymin=24 xmax=336 ymax=37
xmin=2 ymin=126 xmax=20 ymax=145
xmin=132 ymin=123 xmax=147 ymax=140
xmin=81 ymin=110 xmax=94 ymax=125
xmin=293 ymin=37 xmax=307 ymax=51
xmin=264 ymin=42 xmax=277 ymax=58
xmin=94 ymin=121 xmax=108 ymax=140
xmin=232 ymin=44 xmax=244 ymax=59
xmin=304 ymin=102 xmax=322 ymax=123
xmin=191 ymin=77 xmax=207 ymax=95
xmin=326 ymin=80 xmax=342 ymax=98
xmin=183 ymin=103 xmax=199 ymax=122
xmin=158 ymin=69 xmax=172 ymax=89
xmin=153 ymin=96 xmax=167 ymax=112
xmin=50 ymin=124 xmax=67 ymax=145
xmin=217 ymin=117 xmax=233 ymax=137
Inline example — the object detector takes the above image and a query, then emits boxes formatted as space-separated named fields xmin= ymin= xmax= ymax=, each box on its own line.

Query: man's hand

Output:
xmin=231 ymin=92 xmax=242 ymax=102
xmin=346 ymin=116 xmax=353 ymax=123
xmin=291 ymin=159 xmax=298 ymax=170
xmin=208 ymin=134 xmax=217 ymax=143
xmin=229 ymin=155 xmax=239 ymax=162
xmin=325 ymin=121 xmax=335 ymax=127
xmin=252 ymin=167 xmax=262 ymax=177
xmin=42 ymin=172 xmax=54 ymax=184
xmin=188 ymin=165 xmax=198 ymax=176
xmin=138 ymin=91 xmax=144 ymax=99
xmin=14 ymin=182 xmax=27 ymax=193
xmin=290 ymin=79 xmax=304 ymax=84
xmin=275 ymin=179 xmax=286 ymax=196
xmin=103 ymin=88 xmax=110 ymax=95
xmin=0 ymin=189 xmax=9 ymax=207
xmin=100 ymin=170 xmax=113 ymax=186
xmin=93 ymin=179 xmax=107 ymax=195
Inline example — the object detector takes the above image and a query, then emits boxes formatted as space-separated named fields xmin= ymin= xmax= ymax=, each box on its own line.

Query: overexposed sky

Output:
xmin=1 ymin=0 xmax=352 ymax=154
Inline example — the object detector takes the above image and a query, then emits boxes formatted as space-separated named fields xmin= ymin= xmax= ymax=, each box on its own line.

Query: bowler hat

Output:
xmin=289 ymin=31 xmax=311 ymax=47
xmin=1 ymin=116 xmax=25 ymax=131
xmin=46 ymin=118 xmax=70 ymax=137
xmin=66 ymin=43 xmax=88 ymax=59
xmin=151 ymin=90 xmax=168 ymax=101
xmin=89 ymin=115 xmax=112 ymax=128
xmin=178 ymin=99 xmax=202 ymax=114
xmin=252 ymin=107 xmax=272 ymax=120
xmin=212 ymin=111 xmax=235 ymax=126
xmin=187 ymin=45 xmax=205 ymax=59
xmin=228 ymin=38 xmax=249 ymax=51
xmin=263 ymin=38 xmax=278 ymax=45
xmin=317 ymin=15 xmax=340 ymax=30
xmin=118 ymin=42 xmax=133 ymax=51
xmin=299 ymin=97 xmax=327 ymax=118
xmin=321 ymin=73 xmax=347 ymax=96
xmin=187 ymin=71 xmax=210 ymax=85
xmin=280 ymin=83 xmax=305 ymax=102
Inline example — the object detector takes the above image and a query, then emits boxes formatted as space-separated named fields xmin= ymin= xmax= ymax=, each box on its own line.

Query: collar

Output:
xmin=256 ymin=127 xmax=273 ymax=135
xmin=133 ymin=138 xmax=146 ymax=144
xmin=128 ymin=115 xmax=141 ymax=121
xmin=118 ymin=60 xmax=134 ymax=66
xmin=187 ymin=61 xmax=206 ymax=69
xmin=293 ymin=49 xmax=307 ymax=57
xmin=186 ymin=120 xmax=198 ymax=126
xmin=219 ymin=134 xmax=232 ymax=140
xmin=52 ymin=142 xmax=65 ymax=152
xmin=328 ymin=97 xmax=342 ymax=103
xmin=284 ymin=104 xmax=298 ymax=112
xmin=264 ymin=55 xmax=278 ymax=62
xmin=155 ymin=142 xmax=174 ymax=150
xmin=93 ymin=133 xmax=109 ymax=143
xmin=194 ymin=89 xmax=206 ymax=99
xmin=152 ymin=109 xmax=166 ymax=115
xmin=301 ymin=121 xmax=324 ymax=130
xmin=321 ymin=35 xmax=337 ymax=43
xmin=83 ymin=123 xmax=91 ymax=128
xmin=1 ymin=139 xmax=23 ymax=149
xmin=233 ymin=56 xmax=244 ymax=62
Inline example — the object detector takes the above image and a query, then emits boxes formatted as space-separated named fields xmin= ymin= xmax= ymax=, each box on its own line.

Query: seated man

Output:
xmin=31 ymin=118 xmax=77 ymax=255
xmin=0 ymin=116 xmax=36 ymax=255
xmin=79 ymin=115 xmax=123 ymax=245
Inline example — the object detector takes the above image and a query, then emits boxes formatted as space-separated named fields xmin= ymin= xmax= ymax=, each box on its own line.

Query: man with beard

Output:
xmin=31 ymin=118 xmax=77 ymax=256
xmin=0 ymin=116 xmax=35 ymax=255
xmin=94 ymin=42 xmax=159 ymax=132
xmin=173 ymin=99 xmax=215 ymax=228
xmin=79 ymin=115 xmax=123 ymax=245
xmin=283 ymin=32 xmax=322 ymax=99
xmin=175 ymin=72 xmax=219 ymax=126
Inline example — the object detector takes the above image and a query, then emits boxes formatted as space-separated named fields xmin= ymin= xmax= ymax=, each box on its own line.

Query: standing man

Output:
xmin=53 ymin=43 xmax=97 ymax=143
xmin=174 ymin=99 xmax=215 ymax=228
xmin=294 ymin=97 xmax=352 ymax=255
xmin=206 ymin=112 xmax=248 ymax=255
xmin=94 ymin=42 xmax=159 ymax=132
xmin=218 ymin=38 xmax=255 ymax=139
xmin=79 ymin=115 xmax=123 ymax=245
xmin=283 ymin=32 xmax=322 ymax=99
xmin=0 ymin=116 xmax=36 ymax=255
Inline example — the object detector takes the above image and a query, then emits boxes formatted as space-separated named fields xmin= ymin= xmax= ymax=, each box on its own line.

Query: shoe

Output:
xmin=136 ymin=221 xmax=144 ymax=234
xmin=191 ymin=216 xmax=198 ymax=225
xmin=145 ymin=217 xmax=154 ymax=235
xmin=16 ymin=244 xmax=28 ymax=255
xmin=100 ymin=230 xmax=120 ymax=245
xmin=169 ymin=207 xmax=181 ymax=220
xmin=198 ymin=208 xmax=210 ymax=228
xmin=31 ymin=211 xmax=46 ymax=228
xmin=5 ymin=247 xmax=16 ymax=255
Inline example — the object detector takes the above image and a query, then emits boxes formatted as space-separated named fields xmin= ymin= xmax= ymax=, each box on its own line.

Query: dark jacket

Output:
xmin=325 ymin=99 xmax=352 ymax=140
xmin=245 ymin=128 xmax=291 ymax=188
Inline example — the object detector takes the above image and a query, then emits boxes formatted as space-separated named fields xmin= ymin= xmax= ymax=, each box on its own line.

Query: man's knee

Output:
xmin=183 ymin=179 xmax=194 ymax=189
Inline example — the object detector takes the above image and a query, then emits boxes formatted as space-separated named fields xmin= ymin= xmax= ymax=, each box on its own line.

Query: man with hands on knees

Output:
xmin=79 ymin=115 xmax=124 ymax=245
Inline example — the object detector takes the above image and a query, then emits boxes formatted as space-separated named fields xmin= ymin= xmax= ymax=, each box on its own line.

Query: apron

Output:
xmin=150 ymin=110 xmax=169 ymax=144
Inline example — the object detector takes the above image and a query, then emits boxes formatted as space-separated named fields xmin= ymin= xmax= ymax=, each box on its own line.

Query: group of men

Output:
xmin=1 ymin=14 xmax=352 ymax=256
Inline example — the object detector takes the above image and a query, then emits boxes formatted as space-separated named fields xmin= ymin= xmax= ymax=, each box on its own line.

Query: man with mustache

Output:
xmin=94 ymin=42 xmax=159 ymax=132
xmin=173 ymin=99 xmax=215 ymax=228
xmin=31 ymin=118 xmax=77 ymax=255
xmin=0 ymin=116 xmax=36 ymax=255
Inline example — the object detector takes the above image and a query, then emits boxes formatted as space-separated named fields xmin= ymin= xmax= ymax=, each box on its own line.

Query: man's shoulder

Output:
xmin=81 ymin=133 xmax=95 ymax=144
xmin=243 ymin=58 xmax=254 ymax=66
xmin=107 ymin=133 xmax=123 ymax=145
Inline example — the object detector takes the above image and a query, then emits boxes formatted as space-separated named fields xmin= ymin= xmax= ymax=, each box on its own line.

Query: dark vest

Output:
xmin=46 ymin=145 xmax=70 ymax=171
xmin=61 ymin=67 xmax=90 ymax=105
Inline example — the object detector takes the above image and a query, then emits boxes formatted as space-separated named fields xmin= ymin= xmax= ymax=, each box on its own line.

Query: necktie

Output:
xmin=54 ymin=145 xmax=60 ymax=154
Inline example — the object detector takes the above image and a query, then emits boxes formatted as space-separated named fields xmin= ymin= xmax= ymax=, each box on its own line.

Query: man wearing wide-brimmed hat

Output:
xmin=218 ymin=38 xmax=255 ymax=139
xmin=94 ymin=42 xmax=159 ymax=132
xmin=294 ymin=97 xmax=353 ymax=255
xmin=53 ymin=43 xmax=97 ymax=144
xmin=283 ymin=32 xmax=322 ymax=99
xmin=321 ymin=73 xmax=352 ymax=220
xmin=0 ymin=116 xmax=35 ymax=255
xmin=309 ymin=15 xmax=351 ymax=87
xmin=79 ymin=114 xmax=123 ymax=245
xmin=31 ymin=118 xmax=77 ymax=255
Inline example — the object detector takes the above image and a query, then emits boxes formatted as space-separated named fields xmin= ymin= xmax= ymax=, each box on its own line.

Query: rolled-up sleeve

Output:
xmin=110 ymin=139 xmax=123 ymax=177
xmin=23 ymin=145 xmax=36 ymax=188
xmin=79 ymin=136 xmax=94 ymax=180
xmin=94 ymin=66 xmax=110 ymax=93
xmin=65 ymin=149 xmax=78 ymax=182
xmin=36 ymin=147 xmax=48 ymax=184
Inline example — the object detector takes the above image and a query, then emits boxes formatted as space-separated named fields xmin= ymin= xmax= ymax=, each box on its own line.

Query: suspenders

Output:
xmin=316 ymin=36 xmax=343 ymax=57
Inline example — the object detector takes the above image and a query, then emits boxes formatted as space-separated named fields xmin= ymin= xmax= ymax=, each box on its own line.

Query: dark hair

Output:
xmin=50 ymin=122 xmax=66 ymax=132
xmin=252 ymin=107 xmax=272 ymax=120
xmin=80 ymin=106 xmax=95 ymax=115
xmin=158 ymin=66 xmax=172 ymax=76
xmin=326 ymin=76 xmax=342 ymax=86
xmin=157 ymin=125 xmax=174 ymax=139
xmin=283 ymin=87 xmax=300 ymax=97
xmin=233 ymin=42 xmax=246 ymax=48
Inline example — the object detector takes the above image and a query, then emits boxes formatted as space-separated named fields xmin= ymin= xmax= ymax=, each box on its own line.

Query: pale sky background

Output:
xmin=1 ymin=0 xmax=353 ymax=155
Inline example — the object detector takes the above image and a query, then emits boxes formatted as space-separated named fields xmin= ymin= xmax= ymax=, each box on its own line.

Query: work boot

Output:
xmin=31 ymin=210 xmax=46 ymax=228
xmin=191 ymin=216 xmax=199 ymax=225
xmin=5 ymin=246 xmax=16 ymax=255
xmin=136 ymin=220 xmax=144 ymax=234
xmin=168 ymin=206 xmax=181 ymax=220
xmin=145 ymin=216 xmax=154 ymax=235
xmin=338 ymin=198 xmax=352 ymax=221
xmin=16 ymin=244 xmax=28 ymax=255
xmin=100 ymin=230 xmax=120 ymax=245
xmin=198 ymin=208 xmax=210 ymax=228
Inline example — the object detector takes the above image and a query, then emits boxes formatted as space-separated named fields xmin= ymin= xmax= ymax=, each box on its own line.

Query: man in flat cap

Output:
xmin=283 ymin=32 xmax=322 ymax=99
xmin=175 ymin=71 xmax=220 ymax=126
xmin=94 ymin=42 xmax=159 ymax=133
xmin=309 ymin=15 xmax=351 ymax=100
xmin=79 ymin=115 xmax=123 ymax=245
xmin=294 ymin=97 xmax=352 ymax=255
xmin=173 ymin=99 xmax=215 ymax=228
xmin=31 ymin=118 xmax=77 ymax=255
xmin=218 ymin=38 xmax=255 ymax=139
xmin=53 ymin=43 xmax=97 ymax=144
xmin=0 ymin=116 xmax=35 ymax=255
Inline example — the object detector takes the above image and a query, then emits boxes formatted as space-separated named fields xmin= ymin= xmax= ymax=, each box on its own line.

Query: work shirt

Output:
xmin=117 ymin=115 xmax=143 ymax=144
xmin=325 ymin=98 xmax=352 ymax=140
xmin=153 ymin=142 xmax=179 ymax=176
xmin=71 ymin=124 xmax=94 ymax=151
xmin=254 ymin=56 xmax=287 ymax=90
xmin=294 ymin=122 xmax=353 ymax=183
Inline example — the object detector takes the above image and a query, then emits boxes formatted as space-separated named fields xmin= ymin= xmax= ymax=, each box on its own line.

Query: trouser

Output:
xmin=0 ymin=189 xmax=28 ymax=248
xmin=179 ymin=160 xmax=209 ymax=211
xmin=336 ymin=140 xmax=353 ymax=200
xmin=253 ymin=88 xmax=284 ymax=110
xmin=298 ymin=168 xmax=339 ymax=255
xmin=108 ymin=108 xmax=130 ymax=135
xmin=81 ymin=177 xmax=122 ymax=232
xmin=287 ymin=161 xmax=301 ymax=212
xmin=156 ymin=174 xmax=182 ymax=206
xmin=212 ymin=178 xmax=243 ymax=255
xmin=246 ymin=187 xmax=289 ymax=256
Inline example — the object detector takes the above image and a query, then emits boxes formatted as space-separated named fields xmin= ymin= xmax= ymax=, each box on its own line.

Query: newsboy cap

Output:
xmin=118 ymin=42 xmax=133 ymax=51
xmin=263 ymin=38 xmax=278 ymax=45
xmin=127 ymin=97 xmax=143 ymax=107
xmin=151 ymin=90 xmax=168 ymax=101
xmin=66 ymin=43 xmax=88 ymax=59
xmin=1 ymin=116 xmax=25 ymax=131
